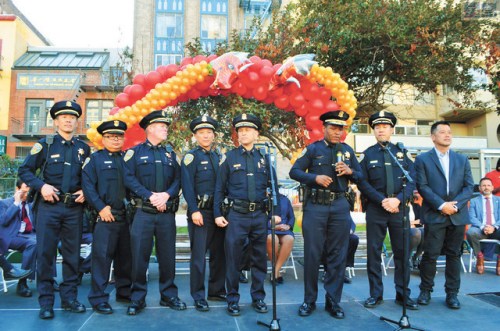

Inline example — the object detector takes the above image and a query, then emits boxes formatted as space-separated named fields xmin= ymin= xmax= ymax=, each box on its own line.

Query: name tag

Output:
xmin=370 ymin=160 xmax=378 ymax=164
xmin=233 ymin=164 xmax=241 ymax=168
xmin=201 ymin=161 xmax=208 ymax=164
xmin=140 ymin=156 xmax=149 ymax=160
xmin=50 ymin=154 xmax=60 ymax=158
xmin=104 ymin=161 xmax=112 ymax=164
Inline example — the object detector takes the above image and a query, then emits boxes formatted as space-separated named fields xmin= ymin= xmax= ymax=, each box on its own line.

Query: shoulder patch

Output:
xmin=219 ymin=154 xmax=226 ymax=165
xmin=358 ymin=153 xmax=365 ymax=162
xmin=183 ymin=153 xmax=194 ymax=166
xmin=299 ymin=148 xmax=307 ymax=158
xmin=82 ymin=157 xmax=90 ymax=169
xmin=30 ymin=143 xmax=43 ymax=155
xmin=124 ymin=149 xmax=135 ymax=162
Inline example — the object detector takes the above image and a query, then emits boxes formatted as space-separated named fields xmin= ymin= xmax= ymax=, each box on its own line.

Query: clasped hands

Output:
xmin=149 ymin=192 xmax=170 ymax=212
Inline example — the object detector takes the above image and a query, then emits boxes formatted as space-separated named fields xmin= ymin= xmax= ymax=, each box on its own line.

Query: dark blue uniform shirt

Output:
xmin=18 ymin=133 xmax=90 ymax=193
xmin=214 ymin=145 xmax=281 ymax=218
xmin=82 ymin=149 xmax=152 ymax=212
xmin=358 ymin=142 xmax=416 ymax=204
xmin=181 ymin=146 xmax=220 ymax=214
xmin=289 ymin=139 xmax=363 ymax=191
xmin=123 ymin=140 xmax=180 ymax=199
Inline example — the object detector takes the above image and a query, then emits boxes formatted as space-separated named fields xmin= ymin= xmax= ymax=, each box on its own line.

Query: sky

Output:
xmin=13 ymin=0 xmax=134 ymax=48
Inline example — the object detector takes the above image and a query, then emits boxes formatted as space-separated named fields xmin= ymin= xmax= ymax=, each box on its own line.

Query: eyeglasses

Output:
xmin=103 ymin=135 xmax=124 ymax=141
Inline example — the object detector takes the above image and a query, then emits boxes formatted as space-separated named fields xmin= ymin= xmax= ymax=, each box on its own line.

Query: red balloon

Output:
xmin=145 ymin=71 xmax=163 ymax=90
xmin=123 ymin=124 xmax=146 ymax=150
xmin=128 ymin=84 xmax=146 ymax=102
xmin=308 ymin=99 xmax=324 ymax=113
xmin=263 ymin=95 xmax=275 ymax=104
xmin=261 ymin=59 xmax=273 ymax=68
xmin=340 ymin=130 xmax=347 ymax=142
xmin=270 ymin=87 xmax=284 ymax=98
xmin=208 ymin=88 xmax=220 ymax=97
xmin=242 ymin=71 xmax=260 ymax=89
xmin=207 ymin=54 xmax=218 ymax=62
xmin=180 ymin=57 xmax=193 ymax=67
xmin=274 ymin=95 xmax=289 ymax=109
xmin=284 ymin=83 xmax=300 ymax=95
xmin=123 ymin=85 xmax=132 ymax=94
xmin=249 ymin=55 xmax=262 ymax=64
xmin=305 ymin=116 xmax=321 ymax=130
xmin=163 ymin=64 xmax=180 ymax=80
xmin=231 ymin=80 xmax=247 ymax=96
xmin=115 ymin=93 xmax=131 ymax=108
xmin=109 ymin=106 xmax=120 ymax=115
xmin=187 ymin=88 xmax=201 ymax=100
xmin=289 ymin=92 xmax=306 ymax=108
xmin=242 ymin=89 xmax=254 ymax=99
xmin=193 ymin=54 xmax=207 ymax=63
xmin=178 ymin=94 xmax=189 ymax=103
xmin=304 ymin=84 xmax=320 ymax=101
xmin=132 ymin=74 xmax=146 ymax=86
xmin=253 ymin=85 xmax=268 ymax=101
xmin=295 ymin=103 xmax=308 ymax=117
xmin=325 ymin=100 xmax=340 ymax=111
xmin=260 ymin=66 xmax=274 ymax=79
xmin=318 ymin=87 xmax=332 ymax=101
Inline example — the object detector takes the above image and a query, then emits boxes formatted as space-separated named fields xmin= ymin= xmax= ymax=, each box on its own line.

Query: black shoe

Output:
xmin=325 ymin=299 xmax=345 ymax=319
xmin=207 ymin=293 xmax=227 ymax=301
xmin=395 ymin=294 xmax=419 ymax=310
xmin=343 ymin=275 xmax=352 ymax=284
xmin=93 ymin=302 xmax=113 ymax=314
xmin=364 ymin=296 xmax=383 ymax=308
xmin=61 ymin=300 xmax=86 ymax=313
xmin=252 ymin=299 xmax=268 ymax=313
xmin=39 ymin=305 xmax=54 ymax=319
xmin=239 ymin=271 xmax=248 ymax=283
xmin=77 ymin=273 xmax=84 ymax=285
xmin=16 ymin=279 xmax=32 ymax=297
xmin=4 ymin=267 xmax=30 ymax=280
xmin=127 ymin=301 xmax=146 ymax=315
xmin=52 ymin=279 xmax=60 ymax=292
xmin=160 ymin=296 xmax=187 ymax=310
xmin=227 ymin=302 xmax=240 ymax=316
xmin=194 ymin=299 xmax=210 ymax=312
xmin=417 ymin=290 xmax=431 ymax=305
xmin=445 ymin=293 xmax=460 ymax=309
xmin=276 ymin=276 xmax=284 ymax=284
xmin=116 ymin=294 xmax=131 ymax=303
xmin=298 ymin=302 xmax=316 ymax=316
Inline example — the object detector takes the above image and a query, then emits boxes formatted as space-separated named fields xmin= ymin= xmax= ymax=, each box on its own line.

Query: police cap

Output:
xmin=50 ymin=100 xmax=82 ymax=119
xmin=97 ymin=120 xmax=127 ymax=135
xmin=368 ymin=111 xmax=397 ymax=128
xmin=139 ymin=110 xmax=171 ymax=129
xmin=189 ymin=115 xmax=219 ymax=133
xmin=232 ymin=113 xmax=261 ymax=131
xmin=319 ymin=110 xmax=349 ymax=127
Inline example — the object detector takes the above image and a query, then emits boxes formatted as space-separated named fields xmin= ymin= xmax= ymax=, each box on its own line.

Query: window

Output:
xmin=201 ymin=15 xmax=227 ymax=39
xmin=15 ymin=146 xmax=31 ymax=160
xmin=25 ymin=99 xmax=54 ymax=133
xmin=85 ymin=100 xmax=114 ymax=127
xmin=350 ymin=121 xmax=369 ymax=134
xmin=156 ymin=13 xmax=183 ymax=38
xmin=156 ymin=54 xmax=182 ymax=66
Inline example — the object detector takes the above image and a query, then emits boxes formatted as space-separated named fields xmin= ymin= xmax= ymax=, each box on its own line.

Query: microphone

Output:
xmin=380 ymin=141 xmax=389 ymax=148
xmin=336 ymin=151 xmax=342 ymax=164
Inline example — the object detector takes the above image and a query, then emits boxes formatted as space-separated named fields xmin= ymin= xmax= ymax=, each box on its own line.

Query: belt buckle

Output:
xmin=249 ymin=202 xmax=256 ymax=212
xmin=329 ymin=192 xmax=335 ymax=201
xmin=63 ymin=193 xmax=72 ymax=204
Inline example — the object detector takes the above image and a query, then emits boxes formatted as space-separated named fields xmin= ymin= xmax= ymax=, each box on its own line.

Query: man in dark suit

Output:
xmin=466 ymin=177 xmax=500 ymax=274
xmin=415 ymin=121 xmax=474 ymax=310
xmin=0 ymin=179 xmax=37 ymax=297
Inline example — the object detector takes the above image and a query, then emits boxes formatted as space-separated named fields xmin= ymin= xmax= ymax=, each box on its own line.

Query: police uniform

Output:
xmin=18 ymin=100 xmax=90 ymax=316
xmin=123 ymin=110 xmax=186 ymax=314
xmin=358 ymin=111 xmax=417 ymax=309
xmin=181 ymin=116 xmax=226 ymax=310
xmin=214 ymin=113 xmax=281 ymax=316
xmin=289 ymin=110 xmax=363 ymax=319
xmin=82 ymin=120 xmax=150 ymax=313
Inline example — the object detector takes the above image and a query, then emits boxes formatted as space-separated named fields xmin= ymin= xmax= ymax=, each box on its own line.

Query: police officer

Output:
xmin=358 ymin=111 xmax=418 ymax=310
xmin=82 ymin=120 xmax=151 ymax=314
xmin=123 ymin=110 xmax=186 ymax=315
xmin=214 ymin=113 xmax=281 ymax=316
xmin=290 ymin=110 xmax=362 ymax=319
xmin=181 ymin=115 xmax=226 ymax=312
xmin=18 ymin=100 xmax=91 ymax=319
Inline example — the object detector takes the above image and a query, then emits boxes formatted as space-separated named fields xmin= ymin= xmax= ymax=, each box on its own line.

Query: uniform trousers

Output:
xmin=88 ymin=220 xmax=131 ymax=306
xmin=225 ymin=209 xmax=267 ymax=304
xmin=302 ymin=198 xmax=350 ymax=304
xmin=36 ymin=202 xmax=83 ymax=306
xmin=188 ymin=209 xmax=226 ymax=300
xmin=419 ymin=218 xmax=465 ymax=294
xmin=130 ymin=209 xmax=177 ymax=302
xmin=366 ymin=204 xmax=410 ymax=298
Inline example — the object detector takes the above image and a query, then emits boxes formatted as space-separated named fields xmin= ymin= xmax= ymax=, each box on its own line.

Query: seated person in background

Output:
xmin=485 ymin=159 xmax=500 ymax=197
xmin=266 ymin=193 xmax=295 ymax=284
xmin=410 ymin=190 xmax=425 ymax=269
xmin=0 ymin=179 xmax=37 ymax=297
xmin=466 ymin=177 xmax=500 ymax=274
xmin=321 ymin=218 xmax=359 ymax=284
xmin=0 ymin=254 xmax=31 ymax=281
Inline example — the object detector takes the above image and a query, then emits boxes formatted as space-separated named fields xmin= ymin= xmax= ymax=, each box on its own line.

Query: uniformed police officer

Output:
xmin=358 ymin=111 xmax=419 ymax=310
xmin=123 ymin=110 xmax=186 ymax=315
xmin=214 ymin=113 xmax=281 ymax=316
xmin=290 ymin=110 xmax=362 ymax=319
xmin=82 ymin=120 xmax=150 ymax=314
xmin=18 ymin=100 xmax=91 ymax=319
xmin=181 ymin=115 xmax=226 ymax=312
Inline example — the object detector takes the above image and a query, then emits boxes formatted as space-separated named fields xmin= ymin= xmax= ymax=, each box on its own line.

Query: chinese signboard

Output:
xmin=0 ymin=135 xmax=6 ymax=155
xmin=17 ymin=73 xmax=80 ymax=90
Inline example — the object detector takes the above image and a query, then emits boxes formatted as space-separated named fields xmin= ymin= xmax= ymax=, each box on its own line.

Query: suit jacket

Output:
xmin=415 ymin=149 xmax=474 ymax=225
xmin=0 ymin=197 xmax=34 ymax=252
xmin=468 ymin=195 xmax=500 ymax=229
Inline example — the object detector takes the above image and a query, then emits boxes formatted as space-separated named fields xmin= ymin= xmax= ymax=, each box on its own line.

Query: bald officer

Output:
xmin=18 ymin=100 xmax=91 ymax=319
xmin=124 ymin=110 xmax=186 ymax=315
xmin=181 ymin=115 xmax=226 ymax=312
xmin=358 ymin=111 xmax=418 ymax=310
xmin=290 ymin=110 xmax=363 ymax=319
xmin=214 ymin=113 xmax=281 ymax=316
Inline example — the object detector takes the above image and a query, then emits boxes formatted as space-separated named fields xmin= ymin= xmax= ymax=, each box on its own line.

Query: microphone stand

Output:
xmin=379 ymin=143 xmax=424 ymax=331
xmin=257 ymin=142 xmax=281 ymax=331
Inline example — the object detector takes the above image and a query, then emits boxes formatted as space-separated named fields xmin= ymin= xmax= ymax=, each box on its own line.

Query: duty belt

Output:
xmin=132 ymin=197 xmax=180 ymax=214
xmin=304 ymin=187 xmax=345 ymax=205
xmin=45 ymin=192 xmax=79 ymax=207
xmin=230 ymin=198 xmax=268 ymax=214
xmin=197 ymin=194 xmax=214 ymax=210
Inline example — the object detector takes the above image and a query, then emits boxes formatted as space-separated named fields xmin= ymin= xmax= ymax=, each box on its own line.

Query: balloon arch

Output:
xmin=86 ymin=52 xmax=357 ymax=152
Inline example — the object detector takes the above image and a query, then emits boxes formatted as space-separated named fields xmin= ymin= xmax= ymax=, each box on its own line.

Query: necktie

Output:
xmin=61 ymin=142 xmax=73 ymax=194
xmin=485 ymin=197 xmax=493 ymax=226
xmin=153 ymin=147 xmax=164 ymax=192
xmin=384 ymin=148 xmax=394 ymax=196
xmin=246 ymin=151 xmax=256 ymax=202
xmin=112 ymin=153 xmax=125 ymax=205
xmin=21 ymin=202 xmax=33 ymax=233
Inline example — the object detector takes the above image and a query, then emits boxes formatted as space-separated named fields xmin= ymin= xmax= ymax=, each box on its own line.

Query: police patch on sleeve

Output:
xmin=82 ymin=157 xmax=90 ymax=169
xmin=30 ymin=143 xmax=43 ymax=155
xmin=124 ymin=149 xmax=134 ymax=162
xmin=184 ymin=153 xmax=194 ymax=166
xmin=358 ymin=153 xmax=365 ymax=162
xmin=219 ymin=154 xmax=226 ymax=165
